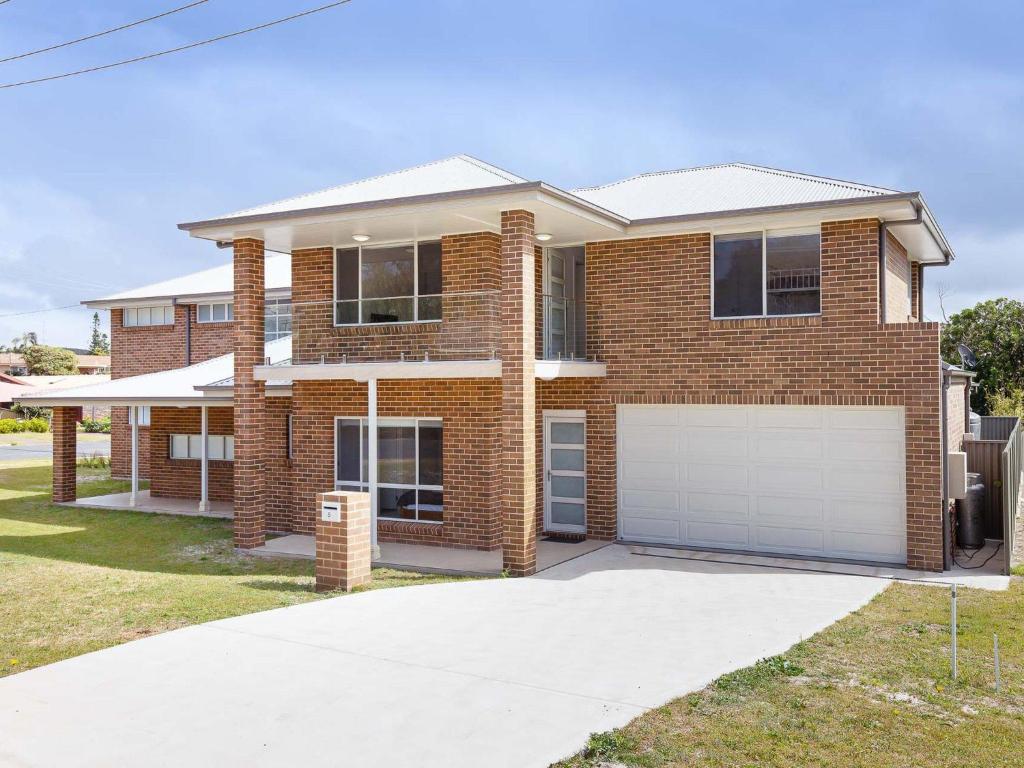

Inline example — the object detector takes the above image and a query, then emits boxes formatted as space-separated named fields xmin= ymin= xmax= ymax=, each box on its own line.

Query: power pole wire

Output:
xmin=0 ymin=1 xmax=212 ymax=65
xmin=0 ymin=0 xmax=353 ymax=90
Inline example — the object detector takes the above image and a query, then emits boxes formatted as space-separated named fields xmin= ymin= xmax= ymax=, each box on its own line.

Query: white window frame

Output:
xmin=265 ymin=297 xmax=292 ymax=341
xmin=196 ymin=302 xmax=234 ymax=324
xmin=169 ymin=434 xmax=234 ymax=461
xmin=333 ymin=241 xmax=442 ymax=327
xmin=710 ymin=226 xmax=822 ymax=320
xmin=333 ymin=416 xmax=443 ymax=523
xmin=129 ymin=405 xmax=151 ymax=427
xmin=123 ymin=305 xmax=174 ymax=327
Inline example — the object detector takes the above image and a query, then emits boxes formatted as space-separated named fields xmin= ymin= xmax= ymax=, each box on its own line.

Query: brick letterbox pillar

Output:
xmin=52 ymin=406 xmax=81 ymax=502
xmin=315 ymin=490 xmax=372 ymax=593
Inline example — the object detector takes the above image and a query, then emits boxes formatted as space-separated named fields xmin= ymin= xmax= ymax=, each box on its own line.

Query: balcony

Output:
xmin=255 ymin=290 xmax=603 ymax=383
xmin=542 ymin=294 xmax=587 ymax=360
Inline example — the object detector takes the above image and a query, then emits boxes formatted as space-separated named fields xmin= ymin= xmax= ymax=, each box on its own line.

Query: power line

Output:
xmin=0 ymin=304 xmax=82 ymax=319
xmin=0 ymin=0 xmax=354 ymax=90
xmin=0 ymin=1 xmax=211 ymax=65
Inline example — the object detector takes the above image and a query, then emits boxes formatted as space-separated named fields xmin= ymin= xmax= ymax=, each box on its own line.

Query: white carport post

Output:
xmin=198 ymin=405 xmax=209 ymax=513
xmin=368 ymin=378 xmax=380 ymax=560
xmin=130 ymin=405 xmax=139 ymax=507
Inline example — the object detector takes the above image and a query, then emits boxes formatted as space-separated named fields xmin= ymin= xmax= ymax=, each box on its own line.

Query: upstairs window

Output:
xmin=123 ymin=306 xmax=174 ymax=327
xmin=197 ymin=302 xmax=234 ymax=323
xmin=713 ymin=229 xmax=821 ymax=318
xmin=265 ymin=297 xmax=292 ymax=341
xmin=334 ymin=241 xmax=442 ymax=325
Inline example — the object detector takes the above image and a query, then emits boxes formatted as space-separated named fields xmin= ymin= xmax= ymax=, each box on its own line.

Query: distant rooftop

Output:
xmin=84 ymin=252 xmax=291 ymax=307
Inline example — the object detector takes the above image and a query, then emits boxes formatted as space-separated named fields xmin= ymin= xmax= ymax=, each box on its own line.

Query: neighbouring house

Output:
xmin=0 ymin=351 xmax=111 ymax=377
xmin=20 ymin=156 xmax=978 ymax=573
xmin=1 ymin=374 xmax=112 ymax=420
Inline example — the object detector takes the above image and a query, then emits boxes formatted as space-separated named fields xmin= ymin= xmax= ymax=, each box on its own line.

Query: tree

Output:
xmin=21 ymin=344 xmax=78 ymax=375
xmin=88 ymin=312 xmax=110 ymax=355
xmin=940 ymin=298 xmax=1024 ymax=414
xmin=0 ymin=332 xmax=37 ymax=353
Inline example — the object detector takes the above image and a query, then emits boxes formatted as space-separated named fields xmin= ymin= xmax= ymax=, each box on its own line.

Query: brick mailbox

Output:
xmin=315 ymin=490 xmax=372 ymax=593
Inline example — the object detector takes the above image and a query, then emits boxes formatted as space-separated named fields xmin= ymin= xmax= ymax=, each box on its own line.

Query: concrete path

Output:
xmin=0 ymin=544 xmax=886 ymax=768
xmin=0 ymin=434 xmax=109 ymax=461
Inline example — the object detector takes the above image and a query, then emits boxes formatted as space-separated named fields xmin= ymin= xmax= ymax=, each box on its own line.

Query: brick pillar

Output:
xmin=316 ymin=491 xmax=372 ymax=592
xmin=233 ymin=237 xmax=266 ymax=549
xmin=52 ymin=406 xmax=81 ymax=502
xmin=500 ymin=210 xmax=537 ymax=576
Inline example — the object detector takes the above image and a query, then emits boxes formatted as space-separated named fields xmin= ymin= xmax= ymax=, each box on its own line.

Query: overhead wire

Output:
xmin=0 ymin=0 xmax=354 ymax=90
xmin=0 ymin=1 xmax=211 ymax=65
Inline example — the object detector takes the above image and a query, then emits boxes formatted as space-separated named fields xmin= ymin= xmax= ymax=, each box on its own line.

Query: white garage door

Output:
xmin=617 ymin=405 xmax=907 ymax=564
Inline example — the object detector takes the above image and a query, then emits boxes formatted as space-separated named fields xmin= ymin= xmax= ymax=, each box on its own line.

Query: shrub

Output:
xmin=0 ymin=419 xmax=22 ymax=434
xmin=23 ymin=418 xmax=49 ymax=433
xmin=81 ymin=417 xmax=111 ymax=434
xmin=77 ymin=453 xmax=110 ymax=469
xmin=989 ymin=388 xmax=1024 ymax=419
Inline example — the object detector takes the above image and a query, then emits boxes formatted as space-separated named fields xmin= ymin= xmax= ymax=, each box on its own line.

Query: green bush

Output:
xmin=77 ymin=453 xmax=110 ymax=469
xmin=81 ymin=417 xmax=111 ymax=434
xmin=0 ymin=419 xmax=22 ymax=434
xmin=990 ymin=388 xmax=1024 ymax=419
xmin=23 ymin=418 xmax=49 ymax=433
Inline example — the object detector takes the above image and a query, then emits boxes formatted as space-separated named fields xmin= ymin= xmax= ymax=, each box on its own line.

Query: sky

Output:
xmin=0 ymin=0 xmax=1021 ymax=347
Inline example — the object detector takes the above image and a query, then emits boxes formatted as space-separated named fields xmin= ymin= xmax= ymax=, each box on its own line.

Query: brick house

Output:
xmin=22 ymin=156 xmax=972 ymax=573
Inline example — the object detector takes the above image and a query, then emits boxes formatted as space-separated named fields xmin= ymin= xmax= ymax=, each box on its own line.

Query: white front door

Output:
xmin=544 ymin=411 xmax=587 ymax=534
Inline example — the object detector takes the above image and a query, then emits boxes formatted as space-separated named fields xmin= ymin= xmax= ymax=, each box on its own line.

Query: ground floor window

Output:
xmin=335 ymin=417 xmax=443 ymax=523
xmin=169 ymin=434 xmax=234 ymax=461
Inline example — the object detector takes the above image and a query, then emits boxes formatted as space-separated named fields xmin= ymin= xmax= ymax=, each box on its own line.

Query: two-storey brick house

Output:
xmin=27 ymin=156 xmax=970 ymax=574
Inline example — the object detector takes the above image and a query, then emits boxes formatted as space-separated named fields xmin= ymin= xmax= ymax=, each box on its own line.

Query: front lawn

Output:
xmin=558 ymin=579 xmax=1024 ymax=767
xmin=0 ymin=461 xmax=464 ymax=677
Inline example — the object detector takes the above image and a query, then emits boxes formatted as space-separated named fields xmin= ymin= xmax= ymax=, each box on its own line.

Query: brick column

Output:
xmin=316 ymin=491 xmax=372 ymax=592
xmin=500 ymin=210 xmax=537 ymax=576
xmin=52 ymin=406 xmax=81 ymax=502
xmin=233 ymin=237 xmax=266 ymax=549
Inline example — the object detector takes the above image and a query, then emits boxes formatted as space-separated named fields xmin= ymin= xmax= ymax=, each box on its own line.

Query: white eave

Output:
xmin=253 ymin=358 xmax=607 ymax=383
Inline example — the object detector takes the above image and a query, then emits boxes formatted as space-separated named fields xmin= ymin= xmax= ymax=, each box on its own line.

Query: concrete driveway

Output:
xmin=0 ymin=544 xmax=886 ymax=768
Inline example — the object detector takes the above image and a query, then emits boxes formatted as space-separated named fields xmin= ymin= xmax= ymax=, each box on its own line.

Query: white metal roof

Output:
xmin=572 ymin=163 xmax=901 ymax=220
xmin=217 ymin=155 xmax=528 ymax=221
xmin=15 ymin=337 xmax=291 ymax=406
xmin=84 ymin=252 xmax=291 ymax=307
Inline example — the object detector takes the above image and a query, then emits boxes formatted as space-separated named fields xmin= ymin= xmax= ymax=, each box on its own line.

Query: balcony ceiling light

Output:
xmin=536 ymin=232 xmax=553 ymax=242
xmin=352 ymin=234 xmax=370 ymax=243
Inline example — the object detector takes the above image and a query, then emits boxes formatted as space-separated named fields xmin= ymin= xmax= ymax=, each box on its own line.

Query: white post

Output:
xmin=368 ymin=377 xmax=380 ymax=560
xmin=199 ymin=405 xmax=209 ymax=513
xmin=130 ymin=405 xmax=139 ymax=507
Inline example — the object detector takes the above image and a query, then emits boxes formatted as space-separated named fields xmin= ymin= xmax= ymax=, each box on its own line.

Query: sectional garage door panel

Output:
xmin=617 ymin=405 xmax=907 ymax=564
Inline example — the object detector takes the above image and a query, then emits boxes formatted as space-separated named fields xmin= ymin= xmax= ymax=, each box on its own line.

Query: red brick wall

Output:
xmin=529 ymin=219 xmax=943 ymax=570
xmin=265 ymin=396 xmax=295 ymax=533
xmin=149 ymin=406 xmax=234 ymax=502
xmin=233 ymin=238 xmax=267 ymax=548
xmin=290 ymin=233 xmax=501 ymax=364
xmin=110 ymin=304 xmax=234 ymax=479
xmin=291 ymin=378 xmax=500 ymax=549
xmin=885 ymin=232 xmax=913 ymax=322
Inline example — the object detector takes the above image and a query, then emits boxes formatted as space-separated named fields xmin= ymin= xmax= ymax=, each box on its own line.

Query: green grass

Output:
xmin=0 ymin=461 xmax=468 ymax=677
xmin=557 ymin=580 xmax=1024 ymax=768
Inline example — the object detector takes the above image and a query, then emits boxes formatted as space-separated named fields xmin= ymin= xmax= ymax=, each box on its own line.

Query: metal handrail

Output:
xmin=1002 ymin=417 xmax=1023 ymax=575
